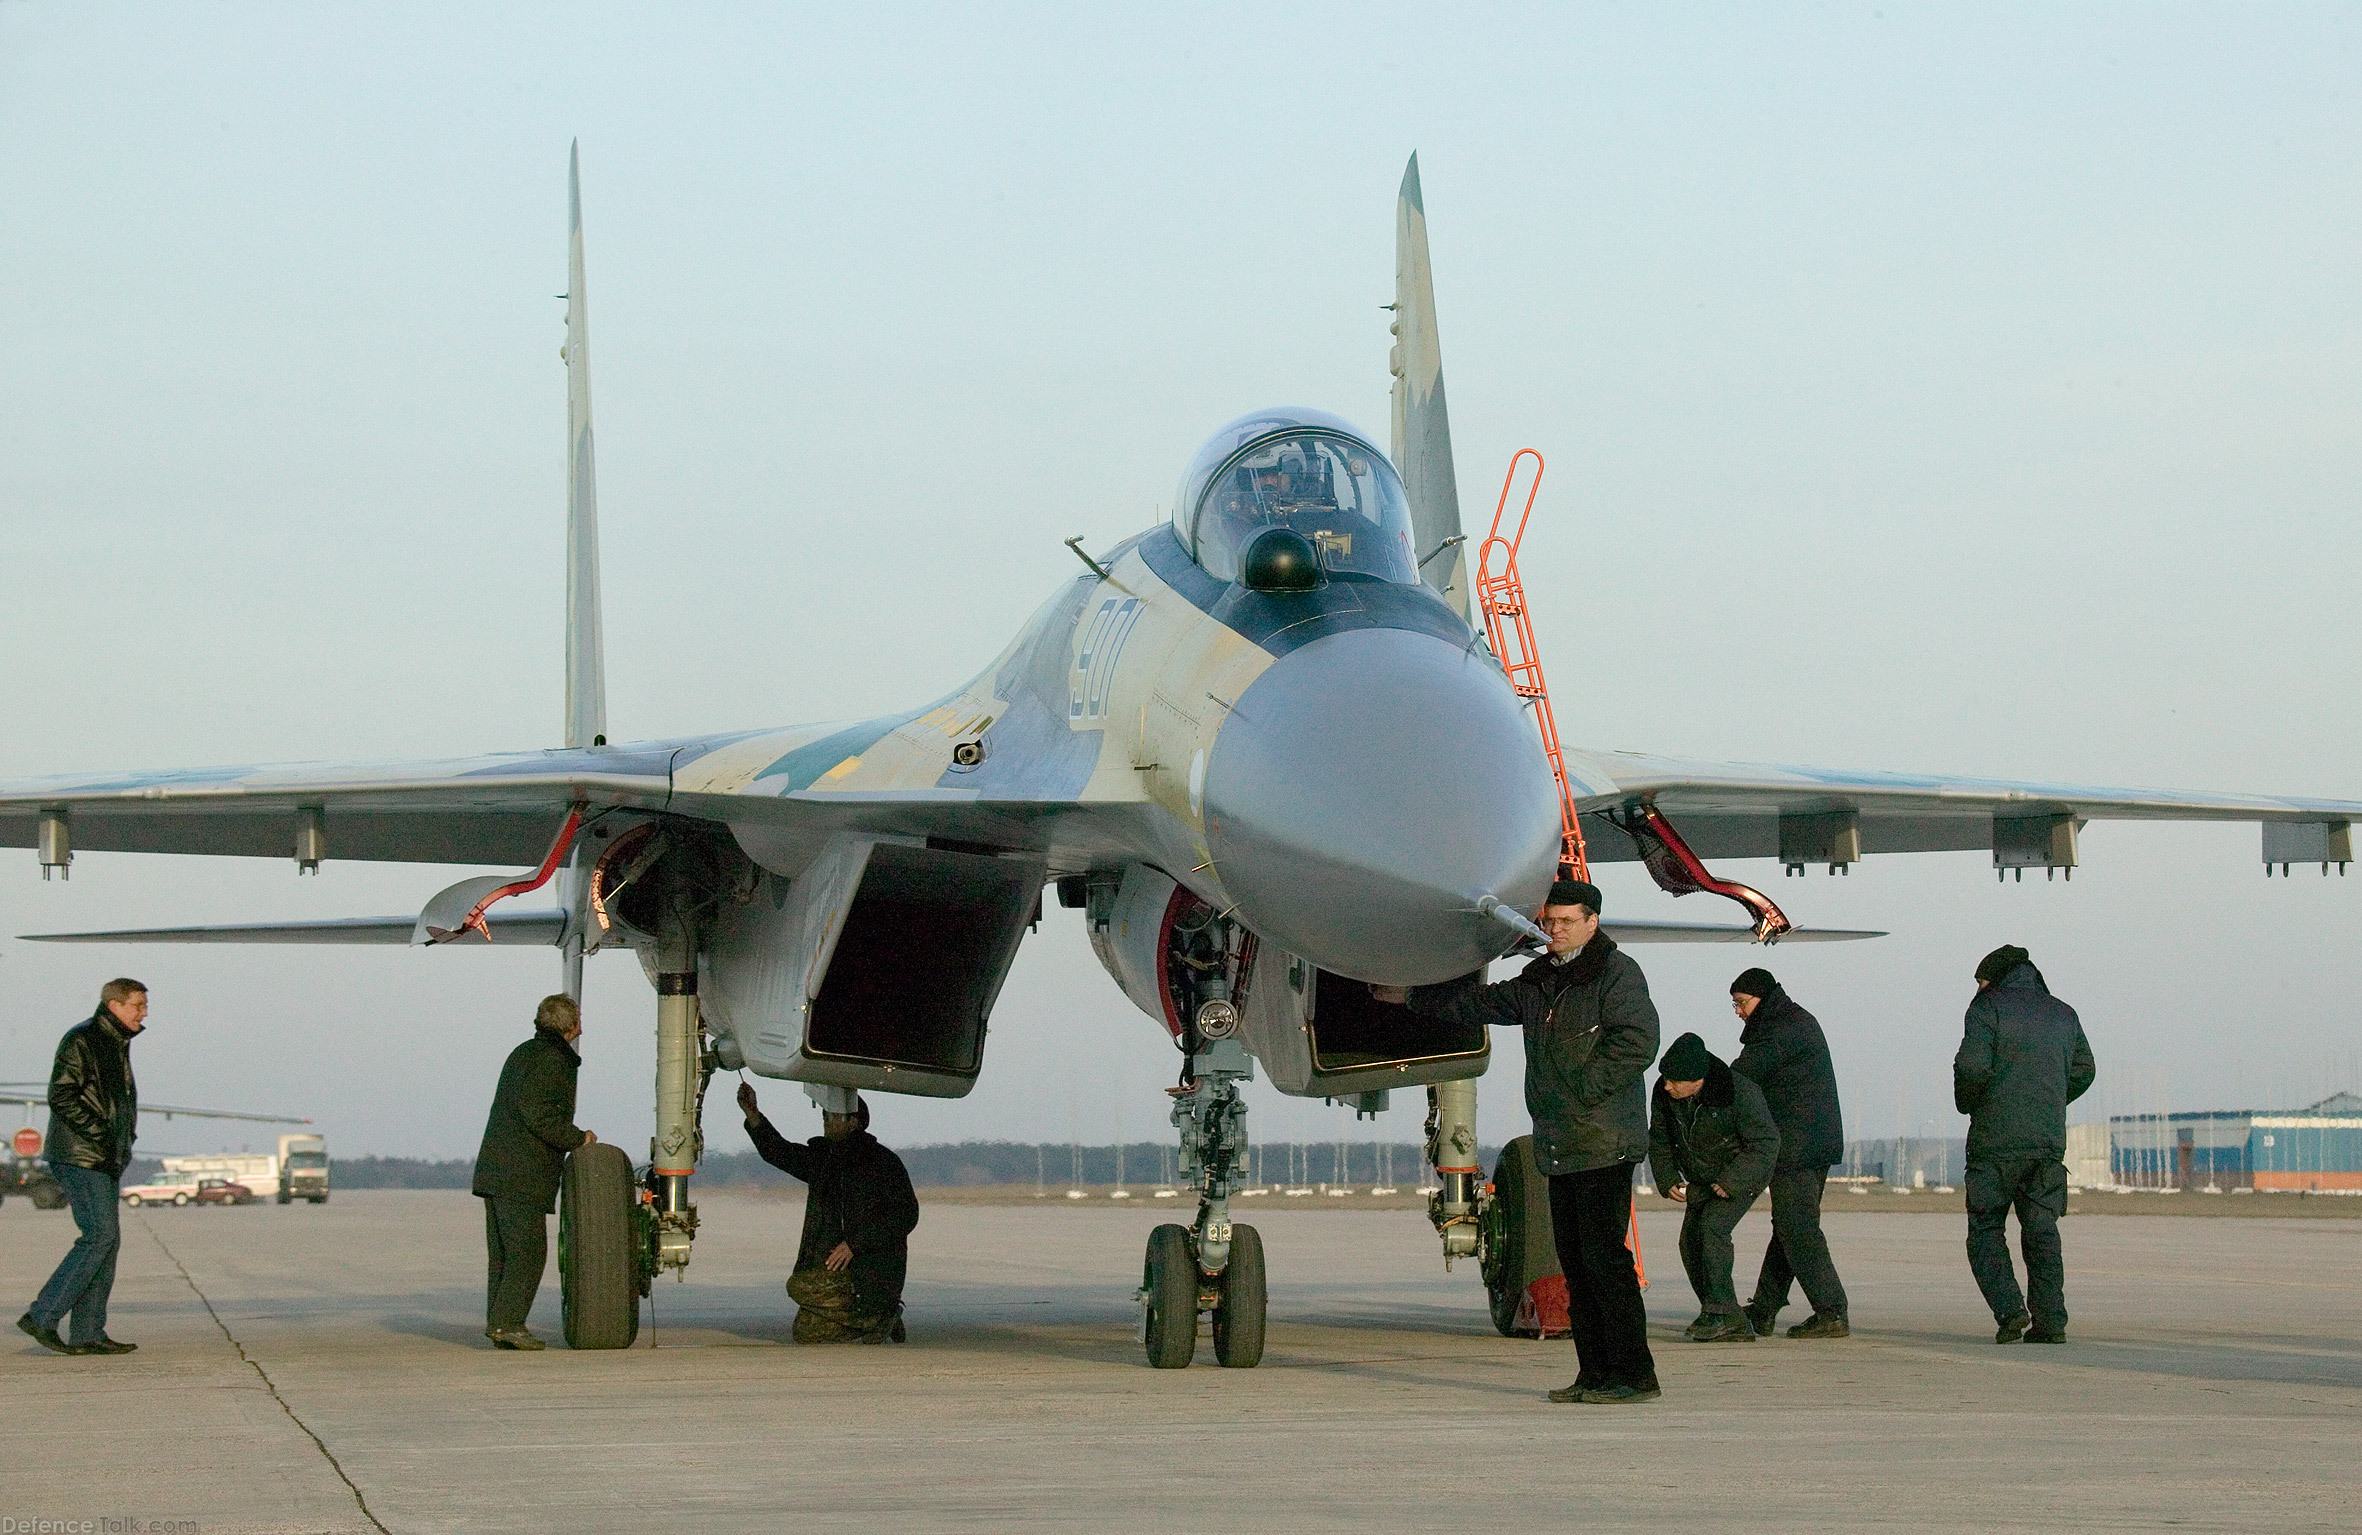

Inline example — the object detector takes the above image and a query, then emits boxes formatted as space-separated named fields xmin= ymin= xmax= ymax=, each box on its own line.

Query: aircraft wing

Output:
xmin=0 ymin=1092 xmax=308 ymax=1124
xmin=0 ymin=728 xmax=1152 ymax=877
xmin=0 ymin=745 xmax=684 ymax=866
xmin=1566 ymin=748 xmax=2362 ymax=869
xmin=19 ymin=912 xmax=567 ymax=945
xmin=1602 ymin=919 xmax=1881 ymax=943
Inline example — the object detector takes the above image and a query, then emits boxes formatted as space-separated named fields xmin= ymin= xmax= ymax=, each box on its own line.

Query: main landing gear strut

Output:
xmin=1138 ymin=1034 xmax=1265 ymax=1368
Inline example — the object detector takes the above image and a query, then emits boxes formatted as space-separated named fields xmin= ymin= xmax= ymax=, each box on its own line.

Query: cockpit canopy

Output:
xmin=1173 ymin=408 xmax=1420 ymax=586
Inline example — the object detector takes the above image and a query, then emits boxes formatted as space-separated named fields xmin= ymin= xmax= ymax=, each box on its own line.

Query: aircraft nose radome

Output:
xmin=1201 ymin=626 xmax=1562 ymax=986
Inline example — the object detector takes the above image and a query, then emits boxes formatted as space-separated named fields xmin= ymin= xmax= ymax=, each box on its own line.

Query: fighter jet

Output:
xmin=5 ymin=149 xmax=2355 ymax=1362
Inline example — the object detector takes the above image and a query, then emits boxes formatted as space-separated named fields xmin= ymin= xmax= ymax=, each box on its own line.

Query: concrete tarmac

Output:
xmin=3 ymin=1191 xmax=2355 ymax=1533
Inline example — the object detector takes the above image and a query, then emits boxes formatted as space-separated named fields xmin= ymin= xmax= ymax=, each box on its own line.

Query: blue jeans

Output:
xmin=30 ymin=1164 xmax=122 ymax=1345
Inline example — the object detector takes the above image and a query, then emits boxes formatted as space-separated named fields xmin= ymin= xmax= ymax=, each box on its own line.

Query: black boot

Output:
xmin=16 ymin=1313 xmax=85 ymax=1356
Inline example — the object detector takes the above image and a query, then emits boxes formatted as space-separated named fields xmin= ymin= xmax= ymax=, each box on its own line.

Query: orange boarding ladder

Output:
xmin=1475 ymin=450 xmax=1646 ymax=1288
xmin=1475 ymin=449 xmax=1587 ymax=882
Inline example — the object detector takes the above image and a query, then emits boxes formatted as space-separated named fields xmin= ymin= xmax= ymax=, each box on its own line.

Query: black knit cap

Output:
xmin=1730 ymin=967 xmax=1778 ymax=999
xmin=1975 ymin=945 xmax=2031 ymax=986
xmin=1545 ymin=878 xmax=1602 ymax=913
xmin=1659 ymin=1032 xmax=1712 ymax=1081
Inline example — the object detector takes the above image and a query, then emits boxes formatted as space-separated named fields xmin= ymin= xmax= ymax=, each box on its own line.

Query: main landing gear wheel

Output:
xmin=1142 ymin=1224 xmax=1197 ymax=1369
xmin=1212 ymin=1223 xmax=1265 ymax=1368
xmin=1482 ymin=1134 xmax=1559 ymax=1338
xmin=559 ymin=1142 xmax=641 ymax=1350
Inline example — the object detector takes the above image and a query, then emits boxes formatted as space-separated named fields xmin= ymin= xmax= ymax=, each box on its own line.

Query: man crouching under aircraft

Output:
xmin=738 ymin=1081 xmax=920 ymax=1344
xmin=1376 ymin=878 xmax=1662 ymax=1404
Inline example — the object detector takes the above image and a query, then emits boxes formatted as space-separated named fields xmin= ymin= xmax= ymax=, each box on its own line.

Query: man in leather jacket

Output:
xmin=19 ymin=978 xmax=149 ymax=1356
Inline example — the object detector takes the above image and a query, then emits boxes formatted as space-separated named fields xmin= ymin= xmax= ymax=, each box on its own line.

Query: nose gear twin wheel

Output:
xmin=1142 ymin=1224 xmax=1197 ymax=1368
xmin=1211 ymin=1223 xmax=1265 ymax=1367
xmin=1482 ymin=1134 xmax=1559 ymax=1337
xmin=1142 ymin=1221 xmax=1266 ymax=1370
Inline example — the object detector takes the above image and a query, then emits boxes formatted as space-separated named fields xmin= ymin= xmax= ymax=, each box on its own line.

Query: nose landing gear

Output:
xmin=1138 ymin=1035 xmax=1265 ymax=1368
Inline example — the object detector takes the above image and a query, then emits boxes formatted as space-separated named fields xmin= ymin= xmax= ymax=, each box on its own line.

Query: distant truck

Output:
xmin=2 ymin=1126 xmax=67 ymax=1209
xmin=278 ymin=1133 xmax=329 ymax=1204
xmin=162 ymin=1151 xmax=281 ymax=1187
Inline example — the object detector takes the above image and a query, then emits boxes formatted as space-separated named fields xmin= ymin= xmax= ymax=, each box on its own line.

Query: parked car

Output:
xmin=121 ymin=1172 xmax=204 ymax=1207
xmin=194 ymin=1179 xmax=256 ymax=1206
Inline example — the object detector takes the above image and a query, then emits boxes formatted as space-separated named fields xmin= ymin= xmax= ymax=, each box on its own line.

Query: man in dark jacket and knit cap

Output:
xmin=1380 ymin=878 xmax=1662 ymax=1405
xmin=19 ymin=978 xmax=150 ymax=1356
xmin=739 ymin=1081 xmax=920 ymax=1344
xmin=471 ymin=994 xmax=596 ymax=1351
xmin=1649 ymin=1032 xmax=1781 ymax=1342
xmin=1955 ymin=945 xmax=2096 ymax=1345
xmin=1729 ymin=967 xmax=1851 ymax=1339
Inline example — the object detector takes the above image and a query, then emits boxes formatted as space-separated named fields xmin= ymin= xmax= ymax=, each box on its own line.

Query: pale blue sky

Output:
xmin=2 ymin=4 xmax=2358 ymax=1157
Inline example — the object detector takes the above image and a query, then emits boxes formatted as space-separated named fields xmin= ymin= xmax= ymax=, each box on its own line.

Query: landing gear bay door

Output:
xmin=1241 ymin=949 xmax=1488 ymax=1099
xmin=704 ymin=834 xmax=1045 ymax=1098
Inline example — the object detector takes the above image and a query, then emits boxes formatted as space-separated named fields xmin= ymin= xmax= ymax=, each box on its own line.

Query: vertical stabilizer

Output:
xmin=559 ymin=142 xmax=607 ymax=1001
xmin=1388 ymin=153 xmax=1469 ymax=620
xmin=564 ymin=141 xmax=609 ymax=751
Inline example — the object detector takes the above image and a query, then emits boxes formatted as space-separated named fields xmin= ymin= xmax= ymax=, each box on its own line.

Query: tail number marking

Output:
xmin=1071 ymin=597 xmax=1144 ymax=722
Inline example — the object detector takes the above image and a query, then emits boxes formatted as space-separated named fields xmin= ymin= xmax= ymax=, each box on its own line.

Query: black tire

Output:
xmin=1142 ymin=1223 xmax=1197 ymax=1369
xmin=172 ymin=1193 xmax=190 ymax=1207
xmin=33 ymin=1188 xmax=64 ymax=1211
xmin=1212 ymin=1224 xmax=1266 ymax=1368
xmin=311 ymin=1195 xmax=328 ymax=1204
xmin=559 ymin=1143 xmax=640 ymax=1350
xmin=1482 ymin=1135 xmax=1562 ymax=1338
xmin=277 ymin=1190 xmax=291 ymax=1205
xmin=124 ymin=1194 xmax=142 ymax=1208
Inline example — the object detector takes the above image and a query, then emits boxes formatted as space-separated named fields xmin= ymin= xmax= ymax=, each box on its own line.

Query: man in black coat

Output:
xmin=470 ymin=995 xmax=596 ymax=1351
xmin=1729 ymin=967 xmax=1851 ymax=1339
xmin=1380 ymin=877 xmax=1662 ymax=1405
xmin=739 ymin=1081 xmax=920 ymax=1344
xmin=1955 ymin=945 xmax=2096 ymax=1345
xmin=1649 ymin=1032 xmax=1781 ymax=1342
xmin=18 ymin=978 xmax=149 ymax=1356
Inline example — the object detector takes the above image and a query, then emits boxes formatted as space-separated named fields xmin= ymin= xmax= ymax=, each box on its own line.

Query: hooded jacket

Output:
xmin=1730 ymin=983 xmax=1845 ymax=1173
xmin=45 ymin=1008 xmax=139 ymax=1175
xmin=1953 ymin=962 xmax=2096 ymax=1160
xmin=1649 ymin=1056 xmax=1781 ymax=1201
xmin=749 ymin=1116 xmax=921 ymax=1313
xmin=471 ymin=1027 xmax=590 ymax=1211
xmin=1408 ymin=933 xmax=1660 ymax=1176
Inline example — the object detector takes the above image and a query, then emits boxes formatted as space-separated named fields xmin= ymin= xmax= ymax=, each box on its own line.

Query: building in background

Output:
xmin=2251 ymin=1093 xmax=2362 ymax=1192
xmin=1838 ymin=1138 xmax=1966 ymax=1190
xmin=2101 ymin=1093 xmax=2361 ymax=1192
xmin=2065 ymin=1123 xmax=2109 ymax=1189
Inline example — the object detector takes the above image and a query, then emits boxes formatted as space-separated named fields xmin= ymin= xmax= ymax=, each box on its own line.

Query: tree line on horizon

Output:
xmin=123 ymin=1141 xmax=1485 ymax=1190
